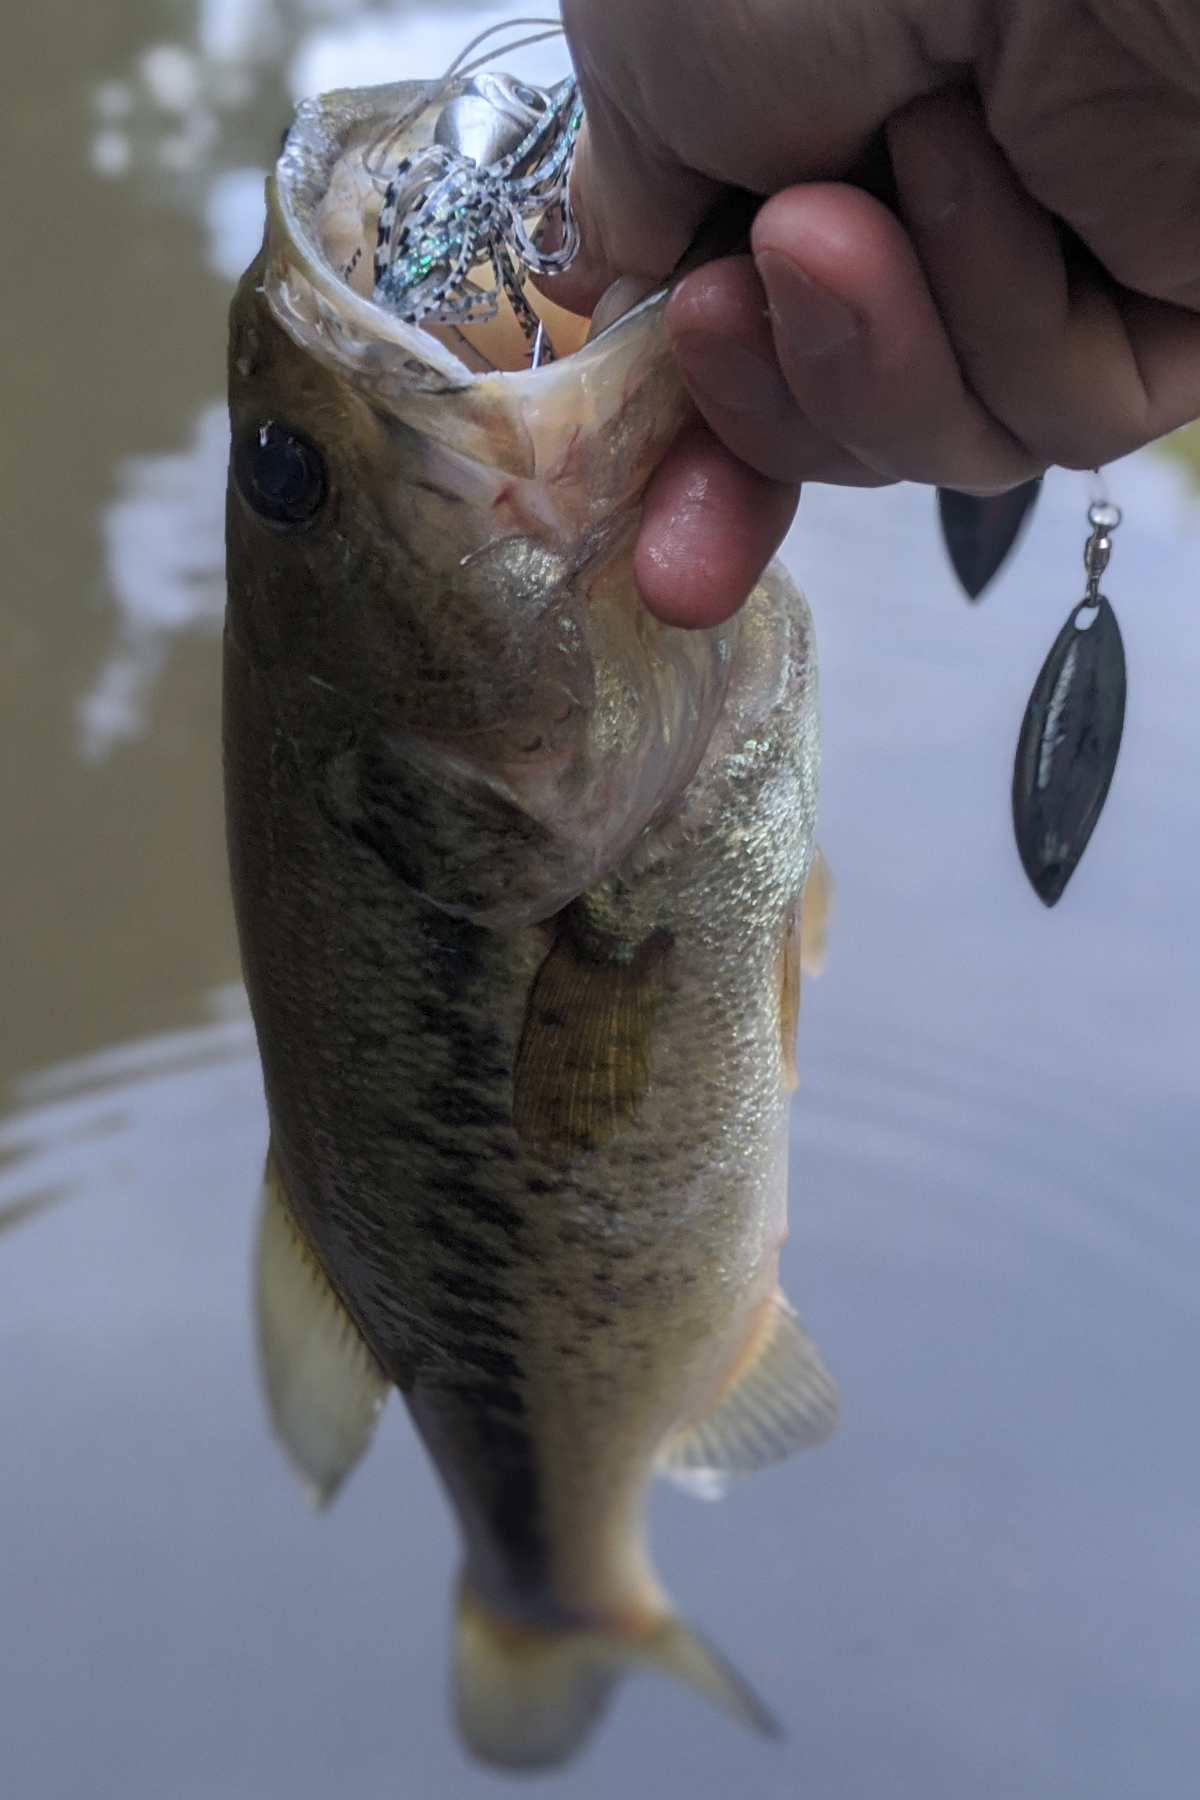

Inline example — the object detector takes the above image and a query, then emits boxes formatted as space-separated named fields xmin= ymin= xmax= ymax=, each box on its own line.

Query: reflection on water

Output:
xmin=1 ymin=0 xmax=1198 ymax=1791
xmin=90 ymin=1 xmax=285 ymax=186
xmin=85 ymin=403 xmax=228 ymax=758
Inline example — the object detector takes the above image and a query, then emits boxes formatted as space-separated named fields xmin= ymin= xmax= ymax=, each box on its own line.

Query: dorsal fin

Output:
xmin=657 ymin=1289 xmax=840 ymax=1500
xmin=255 ymin=1147 xmax=389 ymax=1506
xmin=512 ymin=907 xmax=670 ymax=1163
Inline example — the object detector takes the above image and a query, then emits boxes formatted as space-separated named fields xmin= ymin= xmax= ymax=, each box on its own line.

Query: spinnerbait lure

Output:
xmin=367 ymin=35 xmax=582 ymax=356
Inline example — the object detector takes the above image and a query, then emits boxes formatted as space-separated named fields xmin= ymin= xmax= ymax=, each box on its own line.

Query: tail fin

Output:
xmin=454 ymin=1582 xmax=778 ymax=1772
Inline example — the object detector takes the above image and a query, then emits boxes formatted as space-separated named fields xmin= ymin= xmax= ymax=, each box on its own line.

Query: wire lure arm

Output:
xmin=370 ymin=65 xmax=583 ymax=353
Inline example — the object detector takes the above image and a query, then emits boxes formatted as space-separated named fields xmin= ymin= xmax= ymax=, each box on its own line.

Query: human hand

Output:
xmin=556 ymin=0 xmax=1200 ymax=625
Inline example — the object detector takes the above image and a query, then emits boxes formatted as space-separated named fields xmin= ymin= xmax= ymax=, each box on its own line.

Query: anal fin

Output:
xmin=657 ymin=1289 xmax=839 ymax=1500
xmin=255 ymin=1147 xmax=389 ymax=1506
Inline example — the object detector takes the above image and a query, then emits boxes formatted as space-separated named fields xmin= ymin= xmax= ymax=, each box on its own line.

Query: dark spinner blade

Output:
xmin=1012 ymin=597 xmax=1126 ymax=906
xmin=938 ymin=479 xmax=1042 ymax=599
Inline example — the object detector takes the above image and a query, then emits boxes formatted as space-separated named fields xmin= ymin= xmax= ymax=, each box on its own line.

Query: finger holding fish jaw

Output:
xmin=609 ymin=90 xmax=1200 ymax=630
xmin=632 ymin=422 xmax=800 ymax=630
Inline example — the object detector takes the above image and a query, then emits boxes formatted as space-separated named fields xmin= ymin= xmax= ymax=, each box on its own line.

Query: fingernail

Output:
xmin=671 ymin=333 xmax=792 ymax=417
xmin=755 ymin=250 xmax=860 ymax=360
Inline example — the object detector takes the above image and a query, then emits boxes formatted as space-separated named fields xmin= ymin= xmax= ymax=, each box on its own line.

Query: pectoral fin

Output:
xmin=255 ymin=1148 xmax=389 ymax=1506
xmin=657 ymin=1289 xmax=840 ymax=1500
xmin=512 ymin=909 xmax=669 ymax=1163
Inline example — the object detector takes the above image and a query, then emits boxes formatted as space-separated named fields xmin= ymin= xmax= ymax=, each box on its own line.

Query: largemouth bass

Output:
xmin=224 ymin=65 xmax=837 ymax=1771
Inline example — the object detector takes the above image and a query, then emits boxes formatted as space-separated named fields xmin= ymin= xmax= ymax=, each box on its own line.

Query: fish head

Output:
xmin=226 ymin=79 xmax=734 ymax=928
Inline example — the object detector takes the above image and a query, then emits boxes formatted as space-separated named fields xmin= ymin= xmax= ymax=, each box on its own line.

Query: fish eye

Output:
xmin=234 ymin=422 xmax=327 ymax=526
xmin=513 ymin=84 xmax=544 ymax=111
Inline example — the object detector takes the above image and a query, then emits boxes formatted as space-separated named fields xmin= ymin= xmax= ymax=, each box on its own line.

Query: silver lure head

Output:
xmin=433 ymin=71 xmax=552 ymax=167
xmin=373 ymin=71 xmax=582 ymax=330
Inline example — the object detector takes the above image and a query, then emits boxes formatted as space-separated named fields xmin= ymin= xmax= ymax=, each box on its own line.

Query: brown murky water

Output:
xmin=1 ymin=0 xmax=249 ymax=1087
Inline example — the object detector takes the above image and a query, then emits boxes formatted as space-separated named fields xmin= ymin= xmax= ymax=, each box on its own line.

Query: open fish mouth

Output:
xmin=261 ymin=23 xmax=672 ymax=486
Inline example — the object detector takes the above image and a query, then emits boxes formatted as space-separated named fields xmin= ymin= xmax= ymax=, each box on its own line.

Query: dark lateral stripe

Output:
xmin=438 ymin=1091 xmax=514 ymax=1132
xmin=410 ymin=1365 xmax=547 ymax=1590
xmin=424 ymin=1265 xmax=513 ymax=1309
xmin=431 ymin=1301 xmax=522 ymax=1348
xmin=445 ymin=1375 xmax=528 ymax=1419
xmin=418 ymin=1212 xmax=519 ymax=1271
xmin=441 ymin=1339 xmax=525 ymax=1382
xmin=420 ymin=1181 xmax=526 ymax=1236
